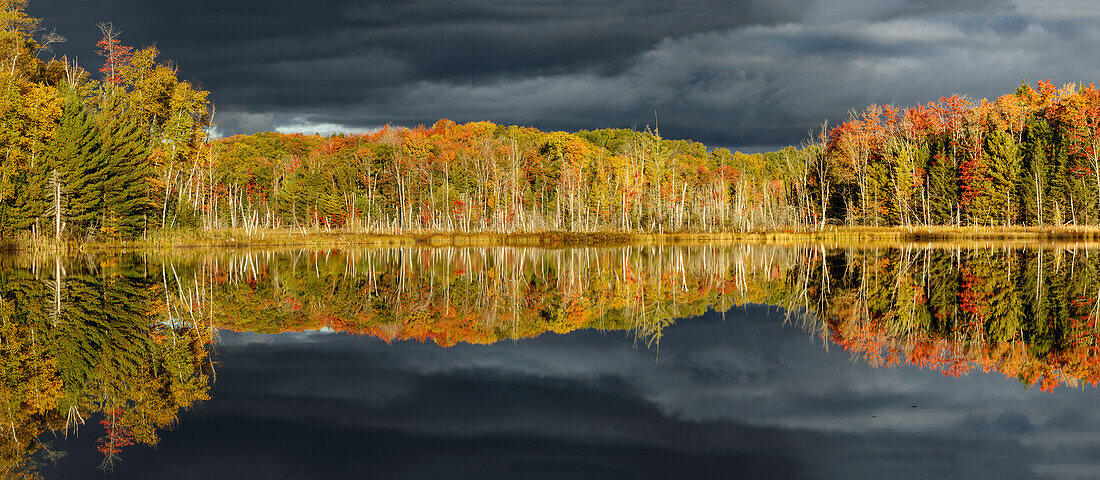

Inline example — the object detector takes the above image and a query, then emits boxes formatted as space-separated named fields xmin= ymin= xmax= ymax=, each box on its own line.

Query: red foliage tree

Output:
xmin=96 ymin=23 xmax=133 ymax=85
xmin=97 ymin=408 xmax=135 ymax=470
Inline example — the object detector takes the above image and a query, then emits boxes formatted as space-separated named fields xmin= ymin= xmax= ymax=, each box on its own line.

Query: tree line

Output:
xmin=9 ymin=1 xmax=1100 ymax=240
xmin=199 ymin=125 xmax=811 ymax=234
xmin=203 ymin=81 xmax=1100 ymax=233
xmin=826 ymin=82 xmax=1100 ymax=227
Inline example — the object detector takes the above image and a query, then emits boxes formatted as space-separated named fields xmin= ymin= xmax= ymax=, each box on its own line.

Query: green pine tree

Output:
xmin=97 ymin=101 xmax=152 ymax=239
xmin=927 ymin=138 xmax=959 ymax=225
xmin=1019 ymin=116 xmax=1051 ymax=226
xmin=1045 ymin=124 xmax=1072 ymax=225
xmin=47 ymin=90 xmax=106 ymax=238
xmin=984 ymin=129 xmax=1021 ymax=224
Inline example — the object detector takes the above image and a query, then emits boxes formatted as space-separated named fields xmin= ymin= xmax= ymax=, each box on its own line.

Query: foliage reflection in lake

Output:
xmin=4 ymin=243 xmax=1100 ymax=477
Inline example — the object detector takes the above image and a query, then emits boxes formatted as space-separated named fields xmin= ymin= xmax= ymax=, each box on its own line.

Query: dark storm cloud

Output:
xmin=25 ymin=0 xmax=1100 ymax=147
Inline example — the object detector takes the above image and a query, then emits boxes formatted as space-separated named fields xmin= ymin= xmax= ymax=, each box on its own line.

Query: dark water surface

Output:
xmin=6 ymin=244 xmax=1100 ymax=479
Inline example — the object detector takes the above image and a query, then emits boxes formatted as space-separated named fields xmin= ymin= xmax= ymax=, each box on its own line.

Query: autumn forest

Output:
xmin=6 ymin=2 xmax=1100 ymax=244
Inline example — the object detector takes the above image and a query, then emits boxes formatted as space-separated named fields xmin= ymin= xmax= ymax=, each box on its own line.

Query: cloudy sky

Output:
xmin=26 ymin=0 xmax=1100 ymax=149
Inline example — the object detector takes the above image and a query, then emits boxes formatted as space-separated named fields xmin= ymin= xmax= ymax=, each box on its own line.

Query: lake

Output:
xmin=6 ymin=243 xmax=1100 ymax=479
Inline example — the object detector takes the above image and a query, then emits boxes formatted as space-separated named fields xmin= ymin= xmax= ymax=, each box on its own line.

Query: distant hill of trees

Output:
xmin=201 ymin=81 xmax=1100 ymax=234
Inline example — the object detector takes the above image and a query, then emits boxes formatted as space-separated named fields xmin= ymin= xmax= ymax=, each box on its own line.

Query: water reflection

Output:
xmin=0 ymin=255 xmax=214 ymax=478
xmin=811 ymin=246 xmax=1100 ymax=392
xmin=4 ymin=243 xmax=1100 ymax=477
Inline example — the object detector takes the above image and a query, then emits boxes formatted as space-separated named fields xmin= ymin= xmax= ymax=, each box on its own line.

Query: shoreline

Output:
xmin=11 ymin=226 xmax=1100 ymax=252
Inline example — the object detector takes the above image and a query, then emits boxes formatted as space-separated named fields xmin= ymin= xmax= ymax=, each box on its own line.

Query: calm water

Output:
xmin=5 ymin=243 xmax=1100 ymax=479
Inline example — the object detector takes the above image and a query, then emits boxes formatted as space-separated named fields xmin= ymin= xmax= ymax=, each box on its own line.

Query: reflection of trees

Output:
xmin=206 ymin=246 xmax=799 ymax=348
xmin=1 ymin=246 xmax=800 ymax=477
xmin=198 ymin=244 xmax=1100 ymax=393
xmin=0 ymin=255 xmax=214 ymax=478
xmin=804 ymin=245 xmax=1100 ymax=391
xmin=8 ymin=243 xmax=1100 ymax=476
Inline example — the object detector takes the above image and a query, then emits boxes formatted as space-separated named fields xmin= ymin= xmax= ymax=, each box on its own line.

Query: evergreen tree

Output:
xmin=984 ymin=129 xmax=1021 ymax=224
xmin=1020 ymin=116 xmax=1051 ymax=225
xmin=1046 ymin=125 xmax=1072 ymax=224
xmin=927 ymin=139 xmax=960 ymax=224
xmin=885 ymin=143 xmax=919 ymax=225
xmin=46 ymin=90 xmax=105 ymax=238
xmin=97 ymin=101 xmax=152 ymax=238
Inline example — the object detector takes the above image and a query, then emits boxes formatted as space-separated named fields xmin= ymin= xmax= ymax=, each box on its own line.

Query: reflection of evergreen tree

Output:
xmin=96 ymin=258 xmax=154 ymax=388
xmin=0 ymin=255 xmax=212 ymax=477
xmin=964 ymin=249 xmax=1023 ymax=344
xmin=1016 ymin=249 xmax=1048 ymax=356
xmin=925 ymin=250 xmax=960 ymax=337
xmin=53 ymin=271 xmax=105 ymax=413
